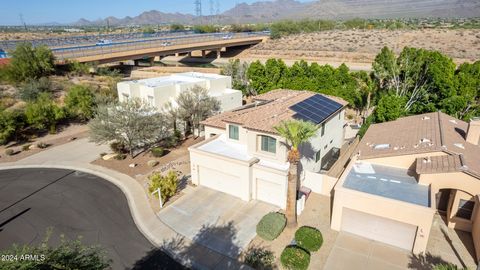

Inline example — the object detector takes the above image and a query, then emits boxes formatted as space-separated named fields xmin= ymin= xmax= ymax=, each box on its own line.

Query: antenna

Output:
xmin=19 ymin=13 xmax=28 ymax=31
xmin=194 ymin=0 xmax=202 ymax=17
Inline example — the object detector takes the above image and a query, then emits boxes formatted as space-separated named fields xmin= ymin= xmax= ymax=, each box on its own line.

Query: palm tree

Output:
xmin=274 ymin=119 xmax=319 ymax=227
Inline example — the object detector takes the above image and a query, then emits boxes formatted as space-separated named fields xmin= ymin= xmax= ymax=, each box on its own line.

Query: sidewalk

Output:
xmin=0 ymin=138 xmax=251 ymax=270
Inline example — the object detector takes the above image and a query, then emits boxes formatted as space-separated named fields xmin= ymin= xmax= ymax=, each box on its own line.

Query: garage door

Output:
xmin=256 ymin=178 xmax=284 ymax=208
xmin=198 ymin=166 xmax=243 ymax=198
xmin=341 ymin=208 xmax=417 ymax=250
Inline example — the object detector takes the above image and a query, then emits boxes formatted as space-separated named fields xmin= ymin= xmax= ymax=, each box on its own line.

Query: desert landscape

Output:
xmin=240 ymin=29 xmax=480 ymax=67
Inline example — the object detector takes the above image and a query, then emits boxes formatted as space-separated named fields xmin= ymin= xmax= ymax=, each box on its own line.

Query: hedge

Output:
xmin=280 ymin=246 xmax=310 ymax=270
xmin=256 ymin=212 xmax=286 ymax=241
xmin=295 ymin=226 xmax=323 ymax=252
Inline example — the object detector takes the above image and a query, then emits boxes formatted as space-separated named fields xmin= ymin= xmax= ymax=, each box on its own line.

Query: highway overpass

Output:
xmin=49 ymin=32 xmax=268 ymax=64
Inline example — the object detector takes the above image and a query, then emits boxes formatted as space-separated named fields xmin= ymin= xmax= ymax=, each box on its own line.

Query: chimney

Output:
xmin=466 ymin=118 xmax=480 ymax=145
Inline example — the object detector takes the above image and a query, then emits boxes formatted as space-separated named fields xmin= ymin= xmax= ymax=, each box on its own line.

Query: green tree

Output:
xmin=0 ymin=109 xmax=25 ymax=145
xmin=89 ymin=98 xmax=169 ymax=157
xmin=273 ymin=120 xmax=318 ymax=227
xmin=5 ymin=43 xmax=55 ymax=82
xmin=65 ymin=85 xmax=96 ymax=121
xmin=170 ymin=24 xmax=185 ymax=31
xmin=221 ymin=59 xmax=254 ymax=96
xmin=374 ymin=94 xmax=407 ymax=123
xmin=247 ymin=60 xmax=268 ymax=93
xmin=25 ymin=93 xmax=65 ymax=133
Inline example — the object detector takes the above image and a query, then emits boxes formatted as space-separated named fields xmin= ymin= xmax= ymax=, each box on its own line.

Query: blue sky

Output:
xmin=0 ymin=0 xmax=311 ymax=25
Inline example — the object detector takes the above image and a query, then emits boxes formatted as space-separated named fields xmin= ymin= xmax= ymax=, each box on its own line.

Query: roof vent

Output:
xmin=422 ymin=157 xmax=431 ymax=163
xmin=454 ymin=143 xmax=465 ymax=149
xmin=422 ymin=116 xmax=430 ymax=120
xmin=420 ymin=138 xmax=431 ymax=144
xmin=373 ymin=144 xmax=390 ymax=150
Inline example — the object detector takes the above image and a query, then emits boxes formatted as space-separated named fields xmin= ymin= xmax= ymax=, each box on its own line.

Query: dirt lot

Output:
xmin=240 ymin=29 xmax=480 ymax=67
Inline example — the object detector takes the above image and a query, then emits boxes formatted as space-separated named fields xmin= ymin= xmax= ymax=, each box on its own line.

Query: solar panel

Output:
xmin=290 ymin=94 xmax=342 ymax=124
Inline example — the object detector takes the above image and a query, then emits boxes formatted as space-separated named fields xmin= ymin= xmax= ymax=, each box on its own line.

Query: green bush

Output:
xmin=295 ymin=226 xmax=323 ymax=252
xmin=280 ymin=246 xmax=310 ymax=270
xmin=256 ymin=212 xmax=286 ymax=241
xmin=148 ymin=170 xmax=178 ymax=202
xmin=5 ymin=149 xmax=14 ymax=156
xmin=244 ymin=246 xmax=275 ymax=270
xmin=151 ymin=147 xmax=164 ymax=157
xmin=114 ymin=154 xmax=126 ymax=160
xmin=434 ymin=263 xmax=465 ymax=270
xmin=110 ymin=141 xmax=126 ymax=154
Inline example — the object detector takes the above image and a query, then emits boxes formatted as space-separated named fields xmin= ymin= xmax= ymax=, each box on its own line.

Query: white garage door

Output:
xmin=256 ymin=178 xmax=284 ymax=208
xmin=341 ymin=208 xmax=417 ymax=250
xmin=198 ymin=166 xmax=243 ymax=198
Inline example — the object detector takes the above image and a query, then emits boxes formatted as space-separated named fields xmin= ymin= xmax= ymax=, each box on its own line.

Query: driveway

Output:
xmin=324 ymin=232 xmax=411 ymax=270
xmin=159 ymin=186 xmax=278 ymax=258
xmin=0 ymin=168 xmax=184 ymax=270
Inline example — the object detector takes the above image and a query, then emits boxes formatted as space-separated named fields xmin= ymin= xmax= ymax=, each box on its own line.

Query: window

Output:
xmin=260 ymin=135 xmax=276 ymax=153
xmin=321 ymin=123 xmax=325 ymax=136
xmin=457 ymin=199 xmax=474 ymax=220
xmin=315 ymin=150 xmax=321 ymax=162
xmin=229 ymin=125 xmax=239 ymax=140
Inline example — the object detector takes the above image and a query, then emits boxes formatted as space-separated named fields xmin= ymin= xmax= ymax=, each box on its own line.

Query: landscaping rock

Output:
xmin=129 ymin=163 xmax=137 ymax=168
xmin=29 ymin=144 xmax=37 ymax=150
xmin=147 ymin=160 xmax=159 ymax=167
xmin=102 ymin=153 xmax=117 ymax=161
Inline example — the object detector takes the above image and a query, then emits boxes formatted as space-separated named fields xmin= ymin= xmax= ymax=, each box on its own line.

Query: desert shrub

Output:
xmin=151 ymin=147 xmax=164 ymax=157
xmin=22 ymin=144 xmax=31 ymax=151
xmin=280 ymin=246 xmax=310 ymax=270
xmin=114 ymin=154 xmax=126 ymax=160
xmin=434 ymin=263 xmax=465 ymax=270
xmin=256 ymin=212 xmax=286 ymax=241
xmin=5 ymin=149 xmax=14 ymax=156
xmin=37 ymin=142 xmax=48 ymax=149
xmin=244 ymin=246 xmax=275 ymax=270
xmin=147 ymin=160 xmax=159 ymax=167
xmin=110 ymin=141 xmax=126 ymax=154
xmin=295 ymin=226 xmax=323 ymax=252
xmin=148 ymin=170 xmax=177 ymax=202
xmin=18 ymin=77 xmax=52 ymax=102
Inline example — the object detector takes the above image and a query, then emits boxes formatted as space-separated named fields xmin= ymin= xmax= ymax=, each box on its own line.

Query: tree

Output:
xmin=221 ymin=59 xmax=255 ymax=96
xmin=373 ymin=94 xmax=407 ymax=123
xmin=163 ymin=101 xmax=179 ymax=132
xmin=65 ymin=85 xmax=96 ymax=121
xmin=0 ymin=109 xmax=25 ymax=145
xmin=273 ymin=120 xmax=319 ymax=227
xmin=25 ymin=93 xmax=65 ymax=133
xmin=170 ymin=24 xmax=185 ymax=31
xmin=0 ymin=231 xmax=111 ymax=270
xmin=176 ymin=86 xmax=220 ymax=137
xmin=89 ymin=98 xmax=169 ymax=157
xmin=4 ymin=43 xmax=55 ymax=82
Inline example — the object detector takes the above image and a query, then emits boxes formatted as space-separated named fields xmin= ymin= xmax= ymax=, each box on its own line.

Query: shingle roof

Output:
xmin=201 ymin=89 xmax=347 ymax=134
xmin=359 ymin=111 xmax=480 ymax=179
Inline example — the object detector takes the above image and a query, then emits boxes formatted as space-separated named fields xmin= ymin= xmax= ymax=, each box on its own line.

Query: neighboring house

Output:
xmin=331 ymin=111 xmax=480 ymax=256
xmin=189 ymin=89 xmax=348 ymax=209
xmin=117 ymin=72 xmax=242 ymax=112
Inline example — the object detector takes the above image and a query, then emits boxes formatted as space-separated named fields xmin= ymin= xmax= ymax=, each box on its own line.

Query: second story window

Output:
xmin=229 ymin=125 xmax=239 ymax=140
xmin=260 ymin=135 xmax=276 ymax=154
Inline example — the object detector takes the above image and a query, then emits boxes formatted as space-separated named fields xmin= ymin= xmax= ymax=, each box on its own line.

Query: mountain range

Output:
xmin=73 ymin=0 xmax=480 ymax=26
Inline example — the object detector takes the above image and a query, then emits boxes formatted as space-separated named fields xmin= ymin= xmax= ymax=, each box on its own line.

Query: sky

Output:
xmin=0 ymin=0 xmax=311 ymax=25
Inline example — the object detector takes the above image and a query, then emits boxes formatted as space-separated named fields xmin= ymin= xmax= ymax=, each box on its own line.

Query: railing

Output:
xmin=50 ymin=32 xmax=267 ymax=61
xmin=326 ymin=136 xmax=360 ymax=178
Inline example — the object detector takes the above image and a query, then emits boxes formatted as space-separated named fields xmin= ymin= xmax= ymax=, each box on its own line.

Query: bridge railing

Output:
xmin=50 ymin=32 xmax=268 ymax=61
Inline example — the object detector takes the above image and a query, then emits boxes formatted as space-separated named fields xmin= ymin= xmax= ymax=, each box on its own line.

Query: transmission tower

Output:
xmin=209 ymin=0 xmax=215 ymax=16
xmin=194 ymin=0 xmax=202 ymax=17
xmin=19 ymin=13 xmax=28 ymax=31
xmin=215 ymin=0 xmax=220 ymax=16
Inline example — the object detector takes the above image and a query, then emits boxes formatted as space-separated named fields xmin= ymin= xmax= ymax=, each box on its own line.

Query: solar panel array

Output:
xmin=290 ymin=95 xmax=342 ymax=124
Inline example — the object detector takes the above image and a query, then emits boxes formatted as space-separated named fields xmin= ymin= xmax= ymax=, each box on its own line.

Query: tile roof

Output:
xmin=359 ymin=111 xmax=480 ymax=179
xmin=416 ymin=155 xmax=465 ymax=174
xmin=201 ymin=89 xmax=347 ymax=134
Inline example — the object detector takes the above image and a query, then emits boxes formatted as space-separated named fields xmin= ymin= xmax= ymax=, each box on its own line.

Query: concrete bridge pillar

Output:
xmin=134 ymin=60 xmax=140 ymax=66
xmin=188 ymin=52 xmax=192 ymax=57
xmin=175 ymin=52 xmax=180 ymax=57
xmin=201 ymin=50 xmax=206 ymax=58
xmin=216 ymin=49 xmax=221 ymax=59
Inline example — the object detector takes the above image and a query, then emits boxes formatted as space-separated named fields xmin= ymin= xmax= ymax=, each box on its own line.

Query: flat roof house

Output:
xmin=117 ymin=72 xmax=242 ymax=112
xmin=331 ymin=111 xmax=480 ymax=258
xmin=189 ymin=89 xmax=348 ymax=209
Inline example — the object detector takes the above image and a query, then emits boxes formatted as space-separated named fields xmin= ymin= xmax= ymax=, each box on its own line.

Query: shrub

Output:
xmin=22 ymin=144 xmax=31 ymax=151
xmin=256 ymin=212 xmax=286 ymax=241
xmin=151 ymin=147 xmax=164 ymax=157
xmin=244 ymin=246 xmax=275 ymax=270
xmin=110 ymin=141 xmax=126 ymax=154
xmin=148 ymin=170 xmax=177 ymax=202
xmin=37 ymin=142 xmax=48 ymax=149
xmin=295 ymin=226 xmax=323 ymax=252
xmin=280 ymin=246 xmax=310 ymax=270
xmin=114 ymin=154 xmax=126 ymax=160
xmin=434 ymin=263 xmax=465 ymax=270
xmin=5 ymin=149 xmax=14 ymax=156
xmin=147 ymin=160 xmax=159 ymax=167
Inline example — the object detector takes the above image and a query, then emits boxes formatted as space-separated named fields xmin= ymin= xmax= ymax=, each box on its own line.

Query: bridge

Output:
xmin=44 ymin=32 xmax=268 ymax=64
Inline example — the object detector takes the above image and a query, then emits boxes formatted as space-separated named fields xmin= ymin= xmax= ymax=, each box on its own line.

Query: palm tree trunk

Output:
xmin=286 ymin=161 xmax=298 ymax=228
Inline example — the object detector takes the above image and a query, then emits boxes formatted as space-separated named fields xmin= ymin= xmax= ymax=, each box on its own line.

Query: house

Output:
xmin=117 ymin=72 xmax=242 ymax=112
xmin=188 ymin=89 xmax=348 ymax=209
xmin=331 ymin=111 xmax=480 ymax=257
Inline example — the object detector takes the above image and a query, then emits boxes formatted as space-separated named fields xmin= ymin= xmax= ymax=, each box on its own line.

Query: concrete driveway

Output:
xmin=159 ymin=186 xmax=278 ymax=258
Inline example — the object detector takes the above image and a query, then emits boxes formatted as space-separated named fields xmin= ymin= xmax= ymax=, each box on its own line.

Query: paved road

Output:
xmin=0 ymin=168 xmax=185 ymax=270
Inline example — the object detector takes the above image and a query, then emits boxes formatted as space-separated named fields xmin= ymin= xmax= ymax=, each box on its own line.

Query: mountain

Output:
xmin=72 ymin=0 xmax=480 ymax=26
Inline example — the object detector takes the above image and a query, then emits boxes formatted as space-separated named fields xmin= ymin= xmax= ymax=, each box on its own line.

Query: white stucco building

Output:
xmin=117 ymin=72 xmax=243 ymax=112
xmin=188 ymin=90 xmax=348 ymax=209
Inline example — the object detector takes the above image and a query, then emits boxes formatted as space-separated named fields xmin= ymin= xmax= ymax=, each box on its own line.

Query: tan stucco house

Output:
xmin=331 ymin=111 xmax=480 ymax=258
xmin=189 ymin=89 xmax=348 ymax=209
